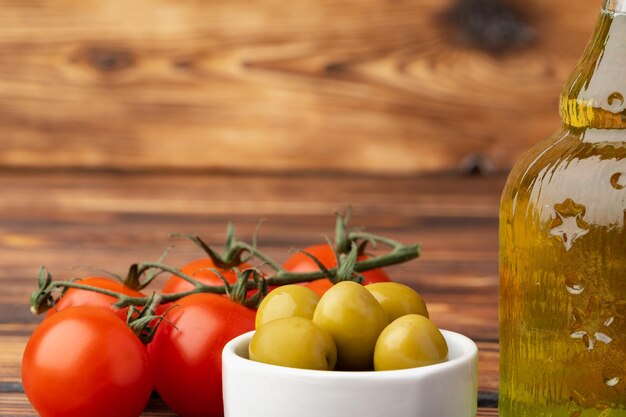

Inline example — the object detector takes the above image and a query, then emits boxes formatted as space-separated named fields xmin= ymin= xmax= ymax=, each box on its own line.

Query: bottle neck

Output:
xmin=560 ymin=4 xmax=626 ymax=130
xmin=605 ymin=0 xmax=626 ymax=13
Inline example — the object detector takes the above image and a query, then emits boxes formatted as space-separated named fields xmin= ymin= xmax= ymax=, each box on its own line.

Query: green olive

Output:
xmin=365 ymin=282 xmax=429 ymax=322
xmin=255 ymin=285 xmax=320 ymax=329
xmin=312 ymin=281 xmax=389 ymax=371
xmin=374 ymin=314 xmax=448 ymax=371
xmin=249 ymin=317 xmax=337 ymax=370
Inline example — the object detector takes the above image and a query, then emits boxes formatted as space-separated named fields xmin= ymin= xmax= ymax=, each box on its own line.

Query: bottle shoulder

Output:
xmin=501 ymin=129 xmax=626 ymax=230
xmin=501 ymin=129 xmax=571 ymax=201
xmin=504 ymin=129 xmax=626 ymax=192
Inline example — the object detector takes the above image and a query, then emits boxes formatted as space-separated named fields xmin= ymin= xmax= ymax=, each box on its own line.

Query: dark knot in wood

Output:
xmin=444 ymin=0 xmax=534 ymax=54
xmin=460 ymin=153 xmax=495 ymax=176
xmin=324 ymin=62 xmax=346 ymax=74
xmin=85 ymin=47 xmax=135 ymax=72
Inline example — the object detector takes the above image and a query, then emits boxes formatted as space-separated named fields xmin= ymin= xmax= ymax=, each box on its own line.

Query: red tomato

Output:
xmin=162 ymin=258 xmax=251 ymax=294
xmin=22 ymin=306 xmax=153 ymax=417
xmin=46 ymin=277 xmax=144 ymax=320
xmin=149 ymin=293 xmax=255 ymax=417
xmin=162 ymin=258 xmax=272 ymax=300
xmin=283 ymin=243 xmax=391 ymax=296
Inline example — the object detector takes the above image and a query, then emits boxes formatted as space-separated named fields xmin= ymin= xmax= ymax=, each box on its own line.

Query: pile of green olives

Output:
xmin=249 ymin=281 xmax=448 ymax=372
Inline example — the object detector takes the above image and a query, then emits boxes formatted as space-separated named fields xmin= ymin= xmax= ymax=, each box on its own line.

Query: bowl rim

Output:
xmin=223 ymin=329 xmax=478 ymax=381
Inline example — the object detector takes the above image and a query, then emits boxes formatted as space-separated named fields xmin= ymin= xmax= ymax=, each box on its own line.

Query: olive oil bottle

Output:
xmin=499 ymin=1 xmax=626 ymax=416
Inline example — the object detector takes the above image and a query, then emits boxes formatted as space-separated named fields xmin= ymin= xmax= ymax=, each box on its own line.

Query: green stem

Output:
xmin=348 ymin=231 xmax=404 ymax=249
xmin=230 ymin=241 xmax=284 ymax=272
xmin=117 ymin=286 xmax=226 ymax=308
xmin=265 ymin=243 xmax=420 ymax=286
xmin=352 ymin=242 xmax=420 ymax=270
xmin=137 ymin=269 xmax=169 ymax=289
xmin=48 ymin=282 xmax=152 ymax=306
xmin=33 ymin=238 xmax=421 ymax=313
xmin=45 ymin=281 xmax=227 ymax=310
xmin=136 ymin=262 xmax=207 ymax=288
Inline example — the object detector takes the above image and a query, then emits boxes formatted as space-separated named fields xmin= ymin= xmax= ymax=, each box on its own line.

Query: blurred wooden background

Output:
xmin=0 ymin=0 xmax=598 ymax=175
xmin=0 ymin=1 xmax=605 ymax=415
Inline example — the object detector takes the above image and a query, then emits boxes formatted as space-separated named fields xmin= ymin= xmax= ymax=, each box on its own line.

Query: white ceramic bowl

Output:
xmin=222 ymin=329 xmax=478 ymax=417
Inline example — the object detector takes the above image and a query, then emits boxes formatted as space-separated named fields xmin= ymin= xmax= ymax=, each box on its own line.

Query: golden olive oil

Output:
xmin=499 ymin=4 xmax=626 ymax=417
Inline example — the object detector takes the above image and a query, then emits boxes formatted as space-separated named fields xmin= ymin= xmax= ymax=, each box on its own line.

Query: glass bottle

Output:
xmin=499 ymin=1 xmax=626 ymax=416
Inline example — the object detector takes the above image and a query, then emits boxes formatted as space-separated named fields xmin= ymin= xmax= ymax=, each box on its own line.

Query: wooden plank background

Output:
xmin=0 ymin=0 xmax=599 ymax=174
xmin=0 ymin=172 xmax=503 ymax=415
xmin=0 ymin=0 xmax=606 ymax=415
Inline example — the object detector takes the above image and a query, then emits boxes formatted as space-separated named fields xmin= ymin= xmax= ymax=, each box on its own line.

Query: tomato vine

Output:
xmin=30 ymin=212 xmax=421 ymax=316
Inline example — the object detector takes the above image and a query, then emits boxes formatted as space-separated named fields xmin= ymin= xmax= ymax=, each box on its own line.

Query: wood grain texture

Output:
xmin=0 ymin=171 xmax=502 ymax=414
xmin=0 ymin=392 xmax=498 ymax=417
xmin=0 ymin=0 xmax=599 ymax=174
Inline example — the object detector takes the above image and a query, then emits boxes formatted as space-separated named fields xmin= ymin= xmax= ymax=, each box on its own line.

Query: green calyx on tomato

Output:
xmin=161 ymin=258 xmax=268 ymax=308
xmin=283 ymin=243 xmax=392 ymax=297
xmin=161 ymin=258 xmax=251 ymax=294
xmin=171 ymin=222 xmax=267 ymax=270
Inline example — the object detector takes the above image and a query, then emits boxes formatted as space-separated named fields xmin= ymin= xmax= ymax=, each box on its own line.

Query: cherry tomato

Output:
xmin=162 ymin=258 xmax=252 ymax=293
xmin=22 ymin=306 xmax=153 ymax=417
xmin=255 ymin=285 xmax=320 ymax=329
xmin=374 ymin=314 xmax=448 ymax=371
xmin=162 ymin=258 xmax=272 ymax=301
xmin=312 ymin=281 xmax=389 ymax=371
xmin=365 ymin=282 xmax=429 ymax=322
xmin=283 ymin=243 xmax=391 ymax=296
xmin=249 ymin=317 xmax=337 ymax=370
xmin=149 ymin=293 xmax=255 ymax=417
xmin=46 ymin=277 xmax=144 ymax=320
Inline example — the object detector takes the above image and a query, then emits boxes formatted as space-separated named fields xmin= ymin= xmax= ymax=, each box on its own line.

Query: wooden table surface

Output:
xmin=0 ymin=171 xmax=504 ymax=416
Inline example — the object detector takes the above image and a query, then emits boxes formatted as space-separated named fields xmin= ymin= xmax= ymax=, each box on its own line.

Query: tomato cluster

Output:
xmin=23 ymin=257 xmax=257 ymax=417
xmin=22 ymin=231 xmax=420 ymax=417
xmin=250 ymin=281 xmax=447 ymax=372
